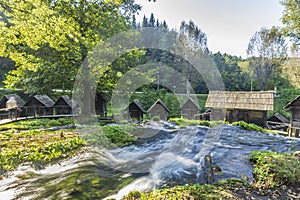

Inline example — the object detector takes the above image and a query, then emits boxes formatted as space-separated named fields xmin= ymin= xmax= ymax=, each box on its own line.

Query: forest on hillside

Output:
xmin=0 ymin=0 xmax=300 ymax=117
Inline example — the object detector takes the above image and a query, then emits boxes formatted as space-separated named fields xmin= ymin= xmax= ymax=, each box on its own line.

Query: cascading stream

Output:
xmin=0 ymin=124 xmax=299 ymax=200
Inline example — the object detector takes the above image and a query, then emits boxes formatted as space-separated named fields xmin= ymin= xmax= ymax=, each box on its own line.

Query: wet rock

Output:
xmin=292 ymin=151 xmax=300 ymax=158
xmin=280 ymin=185 xmax=287 ymax=190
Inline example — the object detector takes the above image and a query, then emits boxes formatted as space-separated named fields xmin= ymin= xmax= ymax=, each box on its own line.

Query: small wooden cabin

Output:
xmin=205 ymin=91 xmax=274 ymax=127
xmin=284 ymin=95 xmax=300 ymax=137
xmin=267 ymin=113 xmax=289 ymax=124
xmin=181 ymin=98 xmax=201 ymax=120
xmin=148 ymin=99 xmax=170 ymax=121
xmin=0 ymin=94 xmax=25 ymax=119
xmin=24 ymin=95 xmax=55 ymax=117
xmin=128 ymin=99 xmax=146 ymax=121
xmin=266 ymin=113 xmax=289 ymax=131
xmin=53 ymin=95 xmax=78 ymax=115
xmin=95 ymin=93 xmax=108 ymax=117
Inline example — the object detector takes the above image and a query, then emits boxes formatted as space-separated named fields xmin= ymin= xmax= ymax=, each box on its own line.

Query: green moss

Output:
xmin=0 ymin=129 xmax=84 ymax=171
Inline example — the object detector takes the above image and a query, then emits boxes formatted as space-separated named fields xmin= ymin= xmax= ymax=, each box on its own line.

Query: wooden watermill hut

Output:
xmin=284 ymin=95 xmax=300 ymax=137
xmin=266 ymin=113 xmax=289 ymax=132
xmin=148 ymin=99 xmax=170 ymax=121
xmin=95 ymin=93 xmax=108 ymax=117
xmin=205 ymin=91 xmax=274 ymax=127
xmin=53 ymin=95 xmax=78 ymax=115
xmin=24 ymin=95 xmax=55 ymax=117
xmin=0 ymin=94 xmax=25 ymax=119
xmin=127 ymin=99 xmax=146 ymax=121
xmin=181 ymin=98 xmax=201 ymax=120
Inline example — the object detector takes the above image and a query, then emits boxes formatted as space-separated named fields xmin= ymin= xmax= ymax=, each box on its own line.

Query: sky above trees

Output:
xmin=135 ymin=0 xmax=284 ymax=58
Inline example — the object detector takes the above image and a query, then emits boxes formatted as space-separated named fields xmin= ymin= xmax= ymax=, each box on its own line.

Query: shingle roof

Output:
xmin=183 ymin=98 xmax=201 ymax=110
xmin=25 ymin=95 xmax=55 ymax=108
xmin=267 ymin=113 xmax=289 ymax=123
xmin=284 ymin=95 xmax=300 ymax=109
xmin=205 ymin=91 xmax=274 ymax=111
xmin=131 ymin=99 xmax=146 ymax=113
xmin=2 ymin=94 xmax=25 ymax=107
xmin=54 ymin=95 xmax=73 ymax=107
xmin=148 ymin=99 xmax=170 ymax=113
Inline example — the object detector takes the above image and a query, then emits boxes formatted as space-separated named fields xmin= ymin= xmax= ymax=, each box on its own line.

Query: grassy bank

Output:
xmin=0 ymin=118 xmax=138 ymax=172
xmin=121 ymin=151 xmax=300 ymax=200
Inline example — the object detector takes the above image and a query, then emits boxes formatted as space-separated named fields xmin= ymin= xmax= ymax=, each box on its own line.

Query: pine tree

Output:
xmin=132 ymin=14 xmax=137 ymax=29
xmin=149 ymin=13 xmax=155 ymax=27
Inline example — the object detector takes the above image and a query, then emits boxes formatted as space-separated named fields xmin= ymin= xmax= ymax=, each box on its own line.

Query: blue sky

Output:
xmin=135 ymin=0 xmax=284 ymax=58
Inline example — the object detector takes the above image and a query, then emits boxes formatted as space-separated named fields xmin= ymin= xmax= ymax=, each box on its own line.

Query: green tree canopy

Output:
xmin=0 ymin=0 xmax=140 ymax=94
xmin=281 ymin=0 xmax=300 ymax=44
xmin=246 ymin=26 xmax=288 ymax=91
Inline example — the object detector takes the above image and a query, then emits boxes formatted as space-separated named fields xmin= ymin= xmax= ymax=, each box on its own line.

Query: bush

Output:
xmin=46 ymin=120 xmax=61 ymax=128
xmin=57 ymin=117 xmax=74 ymax=126
xmin=82 ymin=125 xmax=138 ymax=148
xmin=151 ymin=116 xmax=160 ymax=121
xmin=249 ymin=151 xmax=300 ymax=188
xmin=232 ymin=121 xmax=266 ymax=132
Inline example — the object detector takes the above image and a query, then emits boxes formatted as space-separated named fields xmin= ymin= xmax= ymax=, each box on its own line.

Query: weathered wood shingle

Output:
xmin=205 ymin=91 xmax=274 ymax=111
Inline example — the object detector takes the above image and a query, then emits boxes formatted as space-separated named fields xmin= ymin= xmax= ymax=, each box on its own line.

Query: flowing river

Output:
xmin=1 ymin=124 xmax=299 ymax=200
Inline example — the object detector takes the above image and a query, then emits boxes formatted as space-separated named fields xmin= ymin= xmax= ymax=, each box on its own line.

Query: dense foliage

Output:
xmin=249 ymin=151 xmax=300 ymax=188
xmin=232 ymin=121 xmax=266 ymax=132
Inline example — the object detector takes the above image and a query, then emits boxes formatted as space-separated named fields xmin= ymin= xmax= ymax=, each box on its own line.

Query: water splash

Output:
xmin=1 ymin=125 xmax=300 ymax=200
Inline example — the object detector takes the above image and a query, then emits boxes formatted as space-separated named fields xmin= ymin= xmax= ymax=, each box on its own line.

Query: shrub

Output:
xmin=46 ymin=120 xmax=61 ymax=128
xmin=57 ymin=117 xmax=74 ymax=126
xmin=249 ymin=151 xmax=300 ymax=188
xmin=232 ymin=121 xmax=266 ymax=132
xmin=82 ymin=125 xmax=138 ymax=148
xmin=151 ymin=116 xmax=160 ymax=121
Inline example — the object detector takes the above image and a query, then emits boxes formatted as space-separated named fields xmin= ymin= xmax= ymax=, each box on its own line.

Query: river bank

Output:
xmin=0 ymin=118 xmax=299 ymax=199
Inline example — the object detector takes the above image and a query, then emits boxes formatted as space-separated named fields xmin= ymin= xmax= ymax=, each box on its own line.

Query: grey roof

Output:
xmin=25 ymin=95 xmax=55 ymax=107
xmin=131 ymin=99 xmax=146 ymax=113
xmin=183 ymin=98 xmax=201 ymax=110
xmin=205 ymin=91 xmax=274 ymax=111
xmin=267 ymin=113 xmax=289 ymax=123
xmin=54 ymin=95 xmax=72 ymax=107
xmin=148 ymin=99 xmax=170 ymax=113
xmin=284 ymin=95 xmax=300 ymax=109
xmin=2 ymin=94 xmax=25 ymax=107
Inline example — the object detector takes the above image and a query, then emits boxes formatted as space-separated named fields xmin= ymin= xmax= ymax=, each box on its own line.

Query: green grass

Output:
xmin=121 ymin=184 xmax=231 ymax=200
xmin=0 ymin=120 xmax=138 ymax=172
xmin=169 ymin=118 xmax=227 ymax=128
xmin=0 ymin=117 xmax=75 ymax=131
xmin=0 ymin=129 xmax=84 ymax=171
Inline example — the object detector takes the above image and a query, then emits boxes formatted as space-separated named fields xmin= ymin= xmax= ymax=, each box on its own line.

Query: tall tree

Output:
xmin=149 ymin=13 xmax=155 ymax=27
xmin=281 ymin=0 xmax=300 ymax=44
xmin=178 ymin=20 xmax=208 ymax=53
xmin=282 ymin=43 xmax=300 ymax=88
xmin=246 ymin=27 xmax=287 ymax=91
xmin=0 ymin=0 xmax=140 ymax=94
xmin=142 ymin=15 xmax=148 ymax=27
